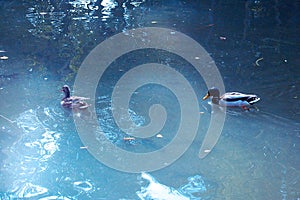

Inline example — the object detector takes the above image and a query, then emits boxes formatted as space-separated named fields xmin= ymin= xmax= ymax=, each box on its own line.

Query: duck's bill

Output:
xmin=202 ymin=93 xmax=210 ymax=100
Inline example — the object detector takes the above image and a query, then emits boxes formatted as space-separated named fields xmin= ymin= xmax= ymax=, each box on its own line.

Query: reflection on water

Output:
xmin=69 ymin=0 xmax=99 ymax=21
xmin=25 ymin=0 xmax=147 ymax=36
xmin=122 ymin=0 xmax=146 ymax=31
xmin=101 ymin=0 xmax=118 ymax=21
xmin=137 ymin=172 xmax=215 ymax=200
xmin=12 ymin=183 xmax=48 ymax=199
xmin=98 ymin=104 xmax=146 ymax=141
xmin=137 ymin=172 xmax=190 ymax=200
xmin=26 ymin=2 xmax=66 ymax=40
xmin=69 ymin=0 xmax=99 ymax=10
xmin=137 ymin=172 xmax=213 ymax=200
xmin=1 ymin=109 xmax=61 ymax=198
xmin=180 ymin=175 xmax=208 ymax=199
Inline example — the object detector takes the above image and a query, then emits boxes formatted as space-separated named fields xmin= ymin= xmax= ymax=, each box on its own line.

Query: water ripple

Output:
xmin=97 ymin=95 xmax=145 ymax=143
xmin=39 ymin=196 xmax=72 ymax=200
xmin=1 ymin=108 xmax=62 ymax=197
xmin=26 ymin=4 xmax=66 ymax=39
xmin=180 ymin=175 xmax=207 ymax=199
xmin=73 ymin=180 xmax=94 ymax=192
xmin=12 ymin=183 xmax=48 ymax=199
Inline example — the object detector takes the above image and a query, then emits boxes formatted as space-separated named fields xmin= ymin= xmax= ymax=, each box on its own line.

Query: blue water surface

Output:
xmin=0 ymin=0 xmax=299 ymax=199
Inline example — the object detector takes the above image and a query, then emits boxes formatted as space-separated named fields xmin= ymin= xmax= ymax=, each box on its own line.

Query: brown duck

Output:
xmin=61 ymin=85 xmax=90 ymax=109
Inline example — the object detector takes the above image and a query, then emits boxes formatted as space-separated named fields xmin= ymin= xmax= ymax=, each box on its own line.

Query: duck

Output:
xmin=203 ymin=87 xmax=260 ymax=109
xmin=61 ymin=85 xmax=90 ymax=109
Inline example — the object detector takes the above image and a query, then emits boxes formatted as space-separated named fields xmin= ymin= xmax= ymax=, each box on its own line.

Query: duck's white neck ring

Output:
xmin=212 ymin=97 xmax=220 ymax=104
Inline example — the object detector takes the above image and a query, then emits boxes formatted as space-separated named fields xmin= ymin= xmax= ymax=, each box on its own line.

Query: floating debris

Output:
xmin=123 ymin=137 xmax=136 ymax=141
xmin=255 ymin=57 xmax=263 ymax=66
xmin=0 ymin=56 xmax=8 ymax=60
xmin=39 ymin=12 xmax=47 ymax=15
xmin=0 ymin=114 xmax=15 ymax=123
xmin=204 ymin=149 xmax=211 ymax=153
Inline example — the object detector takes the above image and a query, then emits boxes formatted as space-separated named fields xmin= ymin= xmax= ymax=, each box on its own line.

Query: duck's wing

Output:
xmin=221 ymin=92 xmax=259 ymax=104
xmin=221 ymin=92 xmax=248 ymax=101
xmin=68 ymin=96 xmax=90 ymax=102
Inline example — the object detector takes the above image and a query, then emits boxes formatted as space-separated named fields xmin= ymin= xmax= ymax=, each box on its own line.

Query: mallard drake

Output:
xmin=203 ymin=87 xmax=260 ymax=109
xmin=61 ymin=85 xmax=90 ymax=109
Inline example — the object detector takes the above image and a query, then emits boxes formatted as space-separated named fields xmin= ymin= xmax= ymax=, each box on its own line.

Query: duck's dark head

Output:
xmin=203 ymin=87 xmax=220 ymax=102
xmin=61 ymin=85 xmax=70 ymax=99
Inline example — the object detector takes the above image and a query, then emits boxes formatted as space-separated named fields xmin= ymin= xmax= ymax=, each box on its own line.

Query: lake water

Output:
xmin=0 ymin=0 xmax=299 ymax=199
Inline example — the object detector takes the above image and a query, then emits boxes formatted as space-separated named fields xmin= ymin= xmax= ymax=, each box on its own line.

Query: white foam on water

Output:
xmin=136 ymin=172 xmax=190 ymax=200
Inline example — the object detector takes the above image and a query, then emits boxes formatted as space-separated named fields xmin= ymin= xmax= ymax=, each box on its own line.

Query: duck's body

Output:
xmin=203 ymin=87 xmax=260 ymax=109
xmin=61 ymin=85 xmax=90 ymax=109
